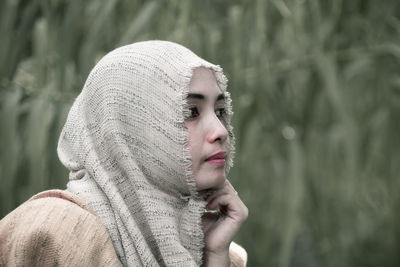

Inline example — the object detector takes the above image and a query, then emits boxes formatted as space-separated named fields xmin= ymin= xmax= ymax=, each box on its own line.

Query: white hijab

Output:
xmin=57 ymin=41 xmax=234 ymax=266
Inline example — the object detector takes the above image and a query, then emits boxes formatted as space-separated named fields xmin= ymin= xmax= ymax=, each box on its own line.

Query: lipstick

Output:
xmin=205 ymin=152 xmax=226 ymax=166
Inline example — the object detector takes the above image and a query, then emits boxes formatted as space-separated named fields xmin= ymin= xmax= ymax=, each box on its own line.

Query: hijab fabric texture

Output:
xmin=57 ymin=41 xmax=234 ymax=266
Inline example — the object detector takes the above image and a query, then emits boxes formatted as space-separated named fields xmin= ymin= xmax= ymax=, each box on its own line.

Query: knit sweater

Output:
xmin=0 ymin=190 xmax=121 ymax=266
xmin=0 ymin=190 xmax=247 ymax=266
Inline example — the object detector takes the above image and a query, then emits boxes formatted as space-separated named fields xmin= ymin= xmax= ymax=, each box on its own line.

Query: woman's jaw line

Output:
xmin=196 ymin=175 xmax=227 ymax=195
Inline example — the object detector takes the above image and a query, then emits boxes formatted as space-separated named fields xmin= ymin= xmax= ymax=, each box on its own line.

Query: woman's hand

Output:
xmin=202 ymin=180 xmax=248 ymax=266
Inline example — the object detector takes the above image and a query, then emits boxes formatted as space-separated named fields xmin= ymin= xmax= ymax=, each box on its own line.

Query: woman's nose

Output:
xmin=206 ymin=114 xmax=229 ymax=144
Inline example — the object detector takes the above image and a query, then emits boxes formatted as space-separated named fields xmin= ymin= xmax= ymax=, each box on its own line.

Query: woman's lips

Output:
xmin=205 ymin=152 xmax=226 ymax=166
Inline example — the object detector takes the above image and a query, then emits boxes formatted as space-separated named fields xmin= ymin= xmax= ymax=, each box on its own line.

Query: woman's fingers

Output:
xmin=207 ymin=192 xmax=247 ymax=222
xmin=206 ymin=180 xmax=236 ymax=204
xmin=205 ymin=180 xmax=248 ymax=222
xmin=202 ymin=180 xmax=248 ymax=254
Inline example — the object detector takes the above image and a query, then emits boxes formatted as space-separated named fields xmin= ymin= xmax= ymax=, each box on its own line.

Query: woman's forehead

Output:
xmin=189 ymin=67 xmax=222 ymax=96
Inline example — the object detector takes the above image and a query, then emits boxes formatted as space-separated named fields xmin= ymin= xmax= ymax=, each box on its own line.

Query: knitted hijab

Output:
xmin=57 ymin=41 xmax=234 ymax=266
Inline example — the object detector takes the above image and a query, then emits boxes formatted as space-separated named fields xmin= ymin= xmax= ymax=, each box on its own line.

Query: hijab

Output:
xmin=57 ymin=40 xmax=234 ymax=266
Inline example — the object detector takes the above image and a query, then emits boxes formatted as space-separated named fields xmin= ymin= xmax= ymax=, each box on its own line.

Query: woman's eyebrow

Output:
xmin=187 ymin=93 xmax=204 ymax=100
xmin=216 ymin=93 xmax=225 ymax=101
xmin=187 ymin=93 xmax=225 ymax=101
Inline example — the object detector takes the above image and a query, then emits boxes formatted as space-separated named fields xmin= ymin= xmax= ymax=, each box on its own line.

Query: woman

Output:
xmin=0 ymin=41 xmax=248 ymax=266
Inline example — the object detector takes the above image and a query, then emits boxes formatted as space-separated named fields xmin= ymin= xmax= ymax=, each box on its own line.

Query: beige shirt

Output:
xmin=0 ymin=190 xmax=246 ymax=266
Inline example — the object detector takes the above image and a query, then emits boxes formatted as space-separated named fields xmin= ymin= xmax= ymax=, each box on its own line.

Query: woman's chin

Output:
xmin=196 ymin=173 xmax=226 ymax=191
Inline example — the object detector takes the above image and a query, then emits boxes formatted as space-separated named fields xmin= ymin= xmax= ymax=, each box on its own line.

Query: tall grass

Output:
xmin=1 ymin=0 xmax=400 ymax=266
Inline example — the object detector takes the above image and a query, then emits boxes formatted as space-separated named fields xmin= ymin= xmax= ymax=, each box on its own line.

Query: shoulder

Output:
xmin=229 ymin=241 xmax=248 ymax=267
xmin=0 ymin=190 xmax=121 ymax=267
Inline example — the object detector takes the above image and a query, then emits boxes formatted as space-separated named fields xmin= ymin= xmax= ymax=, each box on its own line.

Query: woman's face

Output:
xmin=186 ymin=67 xmax=230 ymax=191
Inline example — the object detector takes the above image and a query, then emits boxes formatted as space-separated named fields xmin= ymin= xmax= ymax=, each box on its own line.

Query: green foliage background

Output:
xmin=1 ymin=0 xmax=400 ymax=266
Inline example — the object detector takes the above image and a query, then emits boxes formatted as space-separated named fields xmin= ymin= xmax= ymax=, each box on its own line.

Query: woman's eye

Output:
xmin=215 ymin=108 xmax=226 ymax=118
xmin=188 ymin=107 xmax=200 ymax=118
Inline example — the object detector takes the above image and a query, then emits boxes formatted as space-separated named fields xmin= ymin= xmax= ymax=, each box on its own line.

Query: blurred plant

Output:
xmin=1 ymin=0 xmax=400 ymax=266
